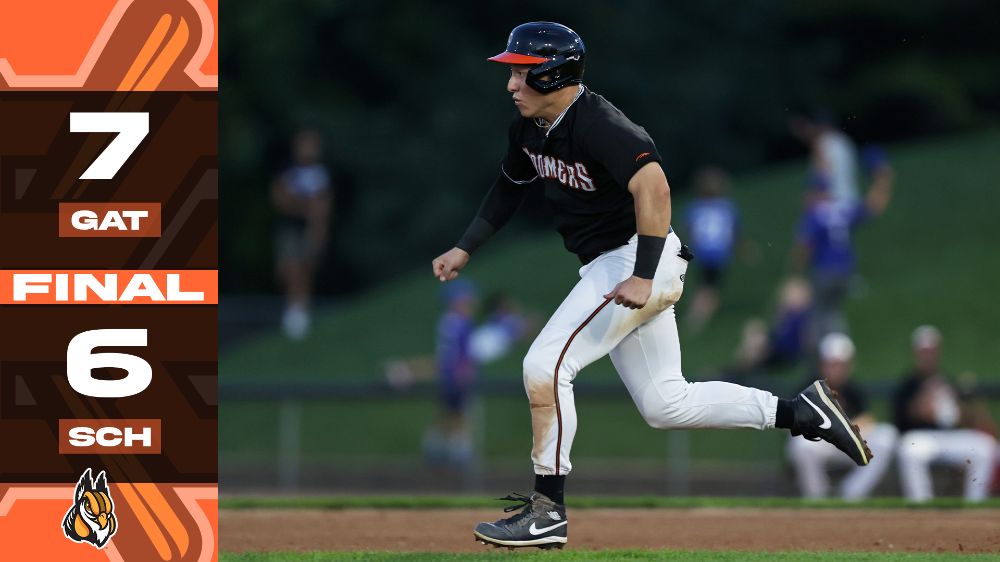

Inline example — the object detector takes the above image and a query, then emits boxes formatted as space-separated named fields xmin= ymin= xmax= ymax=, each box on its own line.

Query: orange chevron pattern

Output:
xmin=0 ymin=485 xmax=217 ymax=561
xmin=0 ymin=0 xmax=217 ymax=90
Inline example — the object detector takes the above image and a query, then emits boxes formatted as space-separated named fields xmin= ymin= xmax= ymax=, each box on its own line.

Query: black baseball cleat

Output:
xmin=473 ymin=492 xmax=567 ymax=549
xmin=791 ymin=380 xmax=873 ymax=466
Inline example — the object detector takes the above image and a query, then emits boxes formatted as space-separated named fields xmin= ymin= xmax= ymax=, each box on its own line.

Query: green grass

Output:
xmin=220 ymin=396 xmax=790 ymax=462
xmin=221 ymin=131 xmax=1000 ymax=463
xmin=219 ymin=551 xmax=999 ymax=561
xmin=219 ymin=495 xmax=1000 ymax=510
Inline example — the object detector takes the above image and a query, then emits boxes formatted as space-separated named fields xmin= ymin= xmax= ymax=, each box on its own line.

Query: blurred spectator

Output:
xmin=789 ymin=111 xmax=859 ymax=205
xmin=385 ymin=286 xmax=536 ymax=468
xmin=787 ymin=333 xmax=897 ymax=500
xmin=894 ymin=326 xmax=997 ymax=502
xmin=732 ymin=277 xmax=812 ymax=375
xmin=681 ymin=167 xmax=740 ymax=332
xmin=385 ymin=291 xmax=535 ymax=387
xmin=423 ymin=279 xmax=480 ymax=470
xmin=791 ymin=148 xmax=893 ymax=343
xmin=469 ymin=291 xmax=537 ymax=364
xmin=271 ymin=128 xmax=333 ymax=340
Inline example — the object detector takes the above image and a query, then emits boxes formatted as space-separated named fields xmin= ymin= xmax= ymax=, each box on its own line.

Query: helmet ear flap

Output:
xmin=526 ymin=55 xmax=584 ymax=94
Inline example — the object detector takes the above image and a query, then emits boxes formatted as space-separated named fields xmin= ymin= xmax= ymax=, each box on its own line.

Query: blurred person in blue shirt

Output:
xmin=385 ymin=282 xmax=534 ymax=473
xmin=437 ymin=280 xmax=480 ymax=412
xmin=470 ymin=291 xmax=537 ymax=364
xmin=423 ymin=279 xmax=481 ymax=470
xmin=732 ymin=276 xmax=813 ymax=377
xmin=792 ymin=146 xmax=893 ymax=344
xmin=681 ymin=167 xmax=740 ymax=331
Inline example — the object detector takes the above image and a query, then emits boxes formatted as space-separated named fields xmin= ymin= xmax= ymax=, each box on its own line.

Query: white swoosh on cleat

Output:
xmin=802 ymin=394 xmax=832 ymax=429
xmin=529 ymin=521 xmax=568 ymax=535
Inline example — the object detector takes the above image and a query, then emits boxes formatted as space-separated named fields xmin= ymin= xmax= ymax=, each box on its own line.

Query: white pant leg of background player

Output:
xmin=786 ymin=436 xmax=842 ymax=498
xmin=897 ymin=429 xmax=997 ymax=502
xmin=840 ymin=423 xmax=898 ymax=500
xmin=786 ymin=422 xmax=896 ymax=500
xmin=524 ymin=232 xmax=778 ymax=475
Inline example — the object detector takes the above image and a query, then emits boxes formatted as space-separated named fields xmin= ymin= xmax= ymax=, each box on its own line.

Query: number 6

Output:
xmin=67 ymin=329 xmax=152 ymax=398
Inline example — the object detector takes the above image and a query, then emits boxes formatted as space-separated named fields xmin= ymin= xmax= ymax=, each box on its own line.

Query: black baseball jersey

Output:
xmin=803 ymin=377 xmax=868 ymax=420
xmin=502 ymin=86 xmax=662 ymax=262
xmin=832 ymin=381 xmax=868 ymax=420
xmin=893 ymin=371 xmax=956 ymax=433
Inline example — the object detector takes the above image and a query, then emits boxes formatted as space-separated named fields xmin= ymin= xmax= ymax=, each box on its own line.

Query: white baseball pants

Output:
xmin=787 ymin=422 xmax=898 ymax=500
xmin=897 ymin=429 xmax=997 ymax=502
xmin=524 ymin=232 xmax=778 ymax=475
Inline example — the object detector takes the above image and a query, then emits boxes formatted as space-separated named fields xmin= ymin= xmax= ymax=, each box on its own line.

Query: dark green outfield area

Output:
xmin=221 ymin=132 xmax=1000 ymax=463
xmin=220 ymin=551 xmax=1000 ymax=562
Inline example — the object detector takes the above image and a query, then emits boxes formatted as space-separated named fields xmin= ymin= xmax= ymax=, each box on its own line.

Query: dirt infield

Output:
xmin=221 ymin=508 xmax=1000 ymax=554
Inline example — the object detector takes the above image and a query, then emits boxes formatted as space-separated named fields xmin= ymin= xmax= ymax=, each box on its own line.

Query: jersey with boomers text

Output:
xmin=502 ymin=86 xmax=663 ymax=263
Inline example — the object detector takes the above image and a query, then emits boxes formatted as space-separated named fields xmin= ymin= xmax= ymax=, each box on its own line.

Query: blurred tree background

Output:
xmin=220 ymin=0 xmax=999 ymax=296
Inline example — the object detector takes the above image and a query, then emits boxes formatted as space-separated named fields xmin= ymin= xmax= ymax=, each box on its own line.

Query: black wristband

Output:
xmin=633 ymin=235 xmax=666 ymax=279
xmin=456 ymin=216 xmax=496 ymax=255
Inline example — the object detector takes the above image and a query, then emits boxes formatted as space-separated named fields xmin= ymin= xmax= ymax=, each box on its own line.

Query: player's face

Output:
xmin=507 ymin=65 xmax=546 ymax=118
xmin=914 ymin=345 xmax=940 ymax=373
xmin=820 ymin=358 xmax=851 ymax=386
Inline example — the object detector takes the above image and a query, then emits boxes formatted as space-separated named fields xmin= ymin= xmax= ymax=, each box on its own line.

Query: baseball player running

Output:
xmin=431 ymin=22 xmax=871 ymax=550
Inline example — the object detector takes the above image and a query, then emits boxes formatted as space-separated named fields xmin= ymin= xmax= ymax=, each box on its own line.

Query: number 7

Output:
xmin=70 ymin=112 xmax=149 ymax=180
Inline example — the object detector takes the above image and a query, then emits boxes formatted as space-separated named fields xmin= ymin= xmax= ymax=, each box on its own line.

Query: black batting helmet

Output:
xmin=488 ymin=22 xmax=585 ymax=94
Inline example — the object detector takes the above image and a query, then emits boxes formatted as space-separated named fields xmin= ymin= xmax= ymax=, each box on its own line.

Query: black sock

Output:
xmin=534 ymin=474 xmax=565 ymax=504
xmin=775 ymin=398 xmax=795 ymax=429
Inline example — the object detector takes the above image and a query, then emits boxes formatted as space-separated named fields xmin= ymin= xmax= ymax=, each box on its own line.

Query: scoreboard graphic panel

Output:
xmin=0 ymin=2 xmax=218 ymax=560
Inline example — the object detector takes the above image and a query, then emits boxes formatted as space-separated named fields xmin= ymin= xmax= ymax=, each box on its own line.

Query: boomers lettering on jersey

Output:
xmin=522 ymin=148 xmax=595 ymax=191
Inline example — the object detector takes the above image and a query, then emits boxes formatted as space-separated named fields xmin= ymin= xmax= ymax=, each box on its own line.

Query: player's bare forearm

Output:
xmin=604 ymin=163 xmax=670 ymax=309
xmin=628 ymin=162 xmax=671 ymax=236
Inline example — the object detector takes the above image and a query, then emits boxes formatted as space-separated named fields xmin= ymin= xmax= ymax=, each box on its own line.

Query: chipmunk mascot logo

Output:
xmin=62 ymin=468 xmax=118 ymax=548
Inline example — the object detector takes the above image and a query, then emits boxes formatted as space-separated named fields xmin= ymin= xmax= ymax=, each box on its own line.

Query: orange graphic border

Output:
xmin=0 ymin=0 xmax=217 ymax=90
xmin=0 ymin=485 xmax=217 ymax=562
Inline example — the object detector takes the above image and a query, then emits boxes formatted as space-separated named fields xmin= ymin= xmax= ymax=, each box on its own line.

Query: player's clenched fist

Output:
xmin=604 ymin=276 xmax=653 ymax=309
xmin=432 ymin=247 xmax=470 ymax=282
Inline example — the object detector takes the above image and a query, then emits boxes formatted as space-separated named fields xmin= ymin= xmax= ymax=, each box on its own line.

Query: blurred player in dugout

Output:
xmin=894 ymin=326 xmax=998 ymax=502
xmin=787 ymin=333 xmax=897 ymax=499
xmin=271 ymin=128 xmax=333 ymax=340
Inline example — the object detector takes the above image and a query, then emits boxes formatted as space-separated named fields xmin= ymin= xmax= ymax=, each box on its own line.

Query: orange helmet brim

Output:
xmin=487 ymin=52 xmax=549 ymax=65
